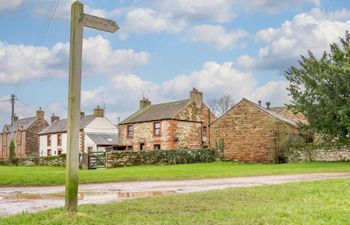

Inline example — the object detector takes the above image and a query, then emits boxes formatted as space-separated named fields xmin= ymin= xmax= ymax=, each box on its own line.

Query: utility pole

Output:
xmin=65 ymin=1 xmax=118 ymax=212
xmin=10 ymin=94 xmax=16 ymax=140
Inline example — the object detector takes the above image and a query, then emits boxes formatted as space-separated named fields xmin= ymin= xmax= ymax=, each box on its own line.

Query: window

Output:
xmin=202 ymin=126 xmax=207 ymax=138
xmin=58 ymin=149 xmax=62 ymax=155
xmin=154 ymin=122 xmax=161 ymax=137
xmin=154 ymin=144 xmax=161 ymax=150
xmin=57 ymin=134 xmax=62 ymax=146
xmin=140 ymin=143 xmax=145 ymax=151
xmin=47 ymin=149 xmax=51 ymax=156
xmin=127 ymin=125 xmax=133 ymax=138
xmin=47 ymin=135 xmax=51 ymax=146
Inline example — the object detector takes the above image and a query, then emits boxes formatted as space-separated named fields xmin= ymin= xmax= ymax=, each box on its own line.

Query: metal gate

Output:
xmin=88 ymin=151 xmax=106 ymax=169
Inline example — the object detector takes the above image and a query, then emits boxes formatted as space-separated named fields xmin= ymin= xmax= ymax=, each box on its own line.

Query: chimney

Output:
xmin=266 ymin=102 xmax=271 ymax=109
xmin=258 ymin=100 xmax=261 ymax=106
xmin=189 ymin=87 xmax=203 ymax=107
xmin=140 ymin=97 xmax=151 ymax=110
xmin=94 ymin=106 xmax=104 ymax=117
xmin=36 ymin=107 xmax=44 ymax=119
xmin=80 ymin=112 xmax=85 ymax=118
xmin=51 ymin=113 xmax=59 ymax=124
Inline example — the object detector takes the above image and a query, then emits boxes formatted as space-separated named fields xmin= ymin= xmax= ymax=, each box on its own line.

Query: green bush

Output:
xmin=134 ymin=148 xmax=215 ymax=165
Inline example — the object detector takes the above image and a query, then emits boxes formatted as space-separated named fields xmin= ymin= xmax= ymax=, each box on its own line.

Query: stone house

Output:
xmin=210 ymin=98 xmax=303 ymax=163
xmin=118 ymin=88 xmax=216 ymax=151
xmin=39 ymin=106 xmax=118 ymax=157
xmin=0 ymin=108 xmax=49 ymax=158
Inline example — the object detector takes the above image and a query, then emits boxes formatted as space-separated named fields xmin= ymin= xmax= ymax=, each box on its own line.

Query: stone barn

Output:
xmin=210 ymin=98 xmax=303 ymax=163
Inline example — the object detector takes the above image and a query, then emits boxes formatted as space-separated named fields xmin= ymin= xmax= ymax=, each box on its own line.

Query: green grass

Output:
xmin=0 ymin=161 xmax=349 ymax=187
xmin=2 ymin=178 xmax=350 ymax=224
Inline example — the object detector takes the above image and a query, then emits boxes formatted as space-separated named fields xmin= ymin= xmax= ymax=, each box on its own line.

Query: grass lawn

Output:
xmin=0 ymin=161 xmax=349 ymax=187
xmin=1 ymin=178 xmax=350 ymax=224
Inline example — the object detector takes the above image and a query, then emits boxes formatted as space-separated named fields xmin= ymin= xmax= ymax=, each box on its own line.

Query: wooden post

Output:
xmin=65 ymin=1 xmax=83 ymax=212
xmin=65 ymin=0 xmax=118 ymax=212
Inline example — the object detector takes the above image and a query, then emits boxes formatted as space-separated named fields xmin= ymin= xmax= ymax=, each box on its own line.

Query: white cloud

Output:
xmin=152 ymin=0 xmax=236 ymax=23
xmin=0 ymin=0 xmax=23 ymax=12
xmin=0 ymin=35 xmax=150 ymax=85
xmin=99 ymin=62 xmax=290 ymax=120
xmin=119 ymin=8 xmax=186 ymax=40
xmin=188 ymin=25 xmax=248 ymax=50
xmin=240 ymin=0 xmax=319 ymax=14
xmin=310 ymin=8 xmax=350 ymax=21
xmin=236 ymin=11 xmax=350 ymax=71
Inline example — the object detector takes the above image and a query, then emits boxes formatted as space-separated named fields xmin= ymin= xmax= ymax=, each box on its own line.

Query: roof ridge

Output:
xmin=150 ymin=98 xmax=189 ymax=107
xmin=119 ymin=98 xmax=190 ymax=124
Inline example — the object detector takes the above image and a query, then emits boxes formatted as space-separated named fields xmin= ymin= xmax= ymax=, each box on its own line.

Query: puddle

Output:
xmin=2 ymin=190 xmax=177 ymax=201
xmin=3 ymin=192 xmax=82 ymax=200
xmin=117 ymin=190 xmax=176 ymax=198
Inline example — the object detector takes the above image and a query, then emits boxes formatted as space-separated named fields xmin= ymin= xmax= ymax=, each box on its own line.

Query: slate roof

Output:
xmin=254 ymin=101 xmax=298 ymax=126
xmin=269 ymin=107 xmax=285 ymax=113
xmin=86 ymin=132 xmax=118 ymax=146
xmin=39 ymin=115 xmax=95 ymax=135
xmin=211 ymin=98 xmax=299 ymax=127
xmin=119 ymin=99 xmax=190 ymax=124
xmin=2 ymin=117 xmax=37 ymax=133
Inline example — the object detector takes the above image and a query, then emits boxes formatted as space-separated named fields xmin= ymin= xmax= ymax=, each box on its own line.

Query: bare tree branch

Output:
xmin=208 ymin=94 xmax=235 ymax=116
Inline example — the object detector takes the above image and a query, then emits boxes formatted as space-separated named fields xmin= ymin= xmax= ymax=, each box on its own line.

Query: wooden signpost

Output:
xmin=65 ymin=1 xmax=118 ymax=212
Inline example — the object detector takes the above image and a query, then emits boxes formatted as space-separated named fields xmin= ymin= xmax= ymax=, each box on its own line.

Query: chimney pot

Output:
xmin=140 ymin=98 xmax=151 ymax=110
xmin=94 ymin=106 xmax=104 ymax=117
xmin=51 ymin=113 xmax=60 ymax=124
xmin=266 ymin=102 xmax=271 ymax=109
xmin=36 ymin=107 xmax=44 ymax=120
xmin=258 ymin=100 xmax=261 ymax=106
xmin=190 ymin=87 xmax=203 ymax=107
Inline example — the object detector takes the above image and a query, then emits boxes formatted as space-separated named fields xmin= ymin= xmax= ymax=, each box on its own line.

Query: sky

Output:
xmin=0 ymin=0 xmax=349 ymax=125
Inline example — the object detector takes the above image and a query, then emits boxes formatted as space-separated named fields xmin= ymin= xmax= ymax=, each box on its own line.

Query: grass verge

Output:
xmin=0 ymin=161 xmax=349 ymax=187
xmin=1 ymin=178 xmax=350 ymax=224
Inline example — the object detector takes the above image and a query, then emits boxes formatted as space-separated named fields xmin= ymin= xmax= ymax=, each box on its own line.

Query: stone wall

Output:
xmin=1 ymin=154 xmax=67 ymax=166
xmin=286 ymin=145 xmax=350 ymax=162
xmin=107 ymin=149 xmax=216 ymax=168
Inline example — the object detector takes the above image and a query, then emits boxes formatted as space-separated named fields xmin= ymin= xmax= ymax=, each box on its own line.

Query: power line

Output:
xmin=16 ymin=98 xmax=38 ymax=113
xmin=33 ymin=0 xmax=61 ymax=59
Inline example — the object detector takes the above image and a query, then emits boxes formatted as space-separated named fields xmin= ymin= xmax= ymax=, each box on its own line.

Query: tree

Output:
xmin=285 ymin=31 xmax=350 ymax=140
xmin=9 ymin=140 xmax=15 ymax=163
xmin=208 ymin=95 xmax=235 ymax=116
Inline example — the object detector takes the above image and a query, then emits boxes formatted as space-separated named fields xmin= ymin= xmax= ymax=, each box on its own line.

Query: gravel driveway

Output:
xmin=1 ymin=172 xmax=349 ymax=217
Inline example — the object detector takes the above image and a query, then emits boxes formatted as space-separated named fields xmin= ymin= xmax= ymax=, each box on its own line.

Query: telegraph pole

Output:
xmin=10 ymin=94 xmax=16 ymax=140
xmin=65 ymin=1 xmax=118 ymax=212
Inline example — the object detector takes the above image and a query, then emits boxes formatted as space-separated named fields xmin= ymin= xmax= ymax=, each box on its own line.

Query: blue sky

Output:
xmin=0 ymin=0 xmax=349 ymax=125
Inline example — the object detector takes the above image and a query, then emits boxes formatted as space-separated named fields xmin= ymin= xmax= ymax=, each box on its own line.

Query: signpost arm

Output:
xmin=65 ymin=1 xmax=83 ymax=212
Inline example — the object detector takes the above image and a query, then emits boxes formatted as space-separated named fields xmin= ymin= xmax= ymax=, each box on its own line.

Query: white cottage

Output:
xmin=39 ymin=106 xmax=118 ymax=157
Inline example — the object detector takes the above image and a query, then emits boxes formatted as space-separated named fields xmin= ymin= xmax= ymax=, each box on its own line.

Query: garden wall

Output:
xmin=286 ymin=145 xmax=350 ymax=162
xmin=107 ymin=149 xmax=216 ymax=168
xmin=0 ymin=154 xmax=66 ymax=166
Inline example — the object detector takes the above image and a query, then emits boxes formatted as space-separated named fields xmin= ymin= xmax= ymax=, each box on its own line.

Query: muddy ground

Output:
xmin=1 ymin=172 xmax=349 ymax=217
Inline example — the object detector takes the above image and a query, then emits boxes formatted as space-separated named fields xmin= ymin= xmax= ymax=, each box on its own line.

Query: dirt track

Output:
xmin=1 ymin=172 xmax=349 ymax=217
